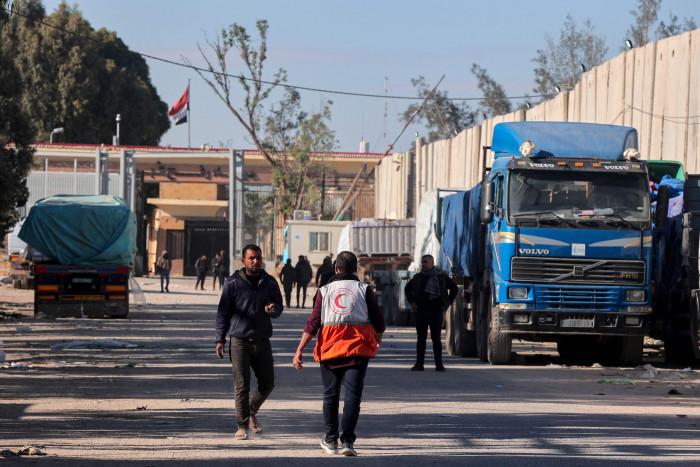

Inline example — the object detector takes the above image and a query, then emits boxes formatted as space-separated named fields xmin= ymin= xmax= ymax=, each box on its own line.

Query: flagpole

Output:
xmin=187 ymin=79 xmax=191 ymax=149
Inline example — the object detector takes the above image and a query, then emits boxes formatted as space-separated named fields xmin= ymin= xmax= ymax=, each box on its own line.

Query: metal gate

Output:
xmin=184 ymin=221 xmax=229 ymax=276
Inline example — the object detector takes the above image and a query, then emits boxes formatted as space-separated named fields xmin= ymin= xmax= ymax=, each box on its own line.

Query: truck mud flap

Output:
xmin=35 ymin=301 xmax=129 ymax=319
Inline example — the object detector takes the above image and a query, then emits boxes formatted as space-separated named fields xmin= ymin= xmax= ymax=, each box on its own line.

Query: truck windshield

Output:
xmin=507 ymin=169 xmax=650 ymax=225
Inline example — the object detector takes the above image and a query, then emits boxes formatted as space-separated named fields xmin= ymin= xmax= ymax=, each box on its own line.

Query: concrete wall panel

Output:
xmin=660 ymin=32 xmax=691 ymax=166
xmin=688 ymin=29 xmax=700 ymax=173
xmin=606 ymin=55 xmax=627 ymax=125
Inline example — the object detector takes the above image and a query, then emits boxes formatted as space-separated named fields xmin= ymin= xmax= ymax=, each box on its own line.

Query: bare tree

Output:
xmin=625 ymin=0 xmax=661 ymax=48
xmin=532 ymin=14 xmax=608 ymax=99
xmin=402 ymin=76 xmax=475 ymax=143
xmin=471 ymin=64 xmax=512 ymax=119
xmin=186 ymin=20 xmax=336 ymax=218
xmin=657 ymin=11 xmax=697 ymax=39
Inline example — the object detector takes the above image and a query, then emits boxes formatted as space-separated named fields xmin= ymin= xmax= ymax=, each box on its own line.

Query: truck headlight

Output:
xmin=625 ymin=289 xmax=645 ymax=302
xmin=508 ymin=286 xmax=528 ymax=299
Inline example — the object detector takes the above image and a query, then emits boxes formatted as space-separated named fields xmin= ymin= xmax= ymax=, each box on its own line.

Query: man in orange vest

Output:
xmin=293 ymin=251 xmax=385 ymax=457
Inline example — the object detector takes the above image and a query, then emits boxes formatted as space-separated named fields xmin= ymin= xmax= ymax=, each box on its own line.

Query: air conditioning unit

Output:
xmin=293 ymin=210 xmax=312 ymax=221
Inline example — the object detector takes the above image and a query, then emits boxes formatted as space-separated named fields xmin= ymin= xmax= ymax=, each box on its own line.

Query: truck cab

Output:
xmin=474 ymin=122 xmax=654 ymax=365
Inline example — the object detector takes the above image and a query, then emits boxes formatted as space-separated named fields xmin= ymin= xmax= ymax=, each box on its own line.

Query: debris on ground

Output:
xmin=16 ymin=325 xmax=32 ymax=332
xmin=597 ymin=379 xmax=637 ymax=385
xmin=51 ymin=339 xmax=137 ymax=350
xmin=641 ymin=364 xmax=659 ymax=379
xmin=1 ymin=445 xmax=47 ymax=456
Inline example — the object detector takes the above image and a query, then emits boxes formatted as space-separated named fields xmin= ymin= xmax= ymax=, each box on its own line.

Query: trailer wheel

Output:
xmin=487 ymin=301 xmax=512 ymax=365
xmin=446 ymin=286 xmax=464 ymax=356
xmin=20 ymin=278 xmax=29 ymax=289
xmin=475 ymin=287 xmax=489 ymax=362
xmin=692 ymin=292 xmax=700 ymax=360
xmin=12 ymin=278 xmax=21 ymax=288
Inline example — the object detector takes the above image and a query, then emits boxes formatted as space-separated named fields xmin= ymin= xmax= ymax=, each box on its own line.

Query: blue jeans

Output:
xmin=160 ymin=270 xmax=170 ymax=291
xmin=320 ymin=359 xmax=369 ymax=443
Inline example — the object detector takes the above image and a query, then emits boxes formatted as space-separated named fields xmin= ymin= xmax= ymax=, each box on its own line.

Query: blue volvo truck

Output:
xmin=440 ymin=121 xmax=668 ymax=365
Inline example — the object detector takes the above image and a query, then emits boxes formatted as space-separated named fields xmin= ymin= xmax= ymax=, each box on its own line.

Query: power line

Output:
xmin=2 ymin=6 xmax=545 ymax=103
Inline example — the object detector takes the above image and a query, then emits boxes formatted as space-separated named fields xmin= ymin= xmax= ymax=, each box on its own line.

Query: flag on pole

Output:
xmin=168 ymin=85 xmax=189 ymax=125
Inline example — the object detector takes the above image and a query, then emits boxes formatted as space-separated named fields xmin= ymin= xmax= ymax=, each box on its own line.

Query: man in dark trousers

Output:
xmin=218 ymin=249 xmax=230 ymax=289
xmin=215 ymin=244 xmax=284 ymax=440
xmin=293 ymin=251 xmax=385 ymax=457
xmin=194 ymin=254 xmax=208 ymax=290
xmin=211 ymin=253 xmax=221 ymax=289
xmin=404 ymin=254 xmax=458 ymax=372
xmin=279 ymin=258 xmax=296 ymax=308
xmin=295 ymin=255 xmax=313 ymax=308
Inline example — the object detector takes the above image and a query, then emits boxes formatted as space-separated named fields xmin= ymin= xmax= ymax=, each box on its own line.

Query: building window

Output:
xmin=310 ymin=232 xmax=329 ymax=252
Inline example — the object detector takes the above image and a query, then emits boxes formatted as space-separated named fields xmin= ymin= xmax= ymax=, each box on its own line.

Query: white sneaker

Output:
xmin=320 ymin=436 xmax=337 ymax=454
xmin=340 ymin=441 xmax=357 ymax=456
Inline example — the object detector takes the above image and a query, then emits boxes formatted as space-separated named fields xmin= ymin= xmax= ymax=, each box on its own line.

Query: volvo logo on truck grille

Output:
xmin=518 ymin=248 xmax=550 ymax=255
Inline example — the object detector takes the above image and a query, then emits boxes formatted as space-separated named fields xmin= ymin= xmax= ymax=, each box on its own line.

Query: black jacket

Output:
xmin=195 ymin=257 xmax=209 ymax=274
xmin=295 ymin=260 xmax=313 ymax=286
xmin=215 ymin=268 xmax=284 ymax=343
xmin=404 ymin=269 xmax=458 ymax=312
xmin=280 ymin=264 xmax=296 ymax=287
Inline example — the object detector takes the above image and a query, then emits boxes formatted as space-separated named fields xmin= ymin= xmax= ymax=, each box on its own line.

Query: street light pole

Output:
xmin=50 ymin=127 xmax=64 ymax=143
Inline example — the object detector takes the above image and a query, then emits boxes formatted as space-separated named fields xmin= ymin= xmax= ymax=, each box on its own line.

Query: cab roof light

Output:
xmin=557 ymin=162 xmax=567 ymax=166
xmin=574 ymin=162 xmax=584 ymax=167
xmin=592 ymin=163 xmax=602 ymax=167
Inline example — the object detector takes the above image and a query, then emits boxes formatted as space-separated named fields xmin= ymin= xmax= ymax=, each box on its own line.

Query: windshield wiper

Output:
xmin=512 ymin=211 xmax=563 ymax=226
xmin=602 ymin=213 xmax=634 ymax=229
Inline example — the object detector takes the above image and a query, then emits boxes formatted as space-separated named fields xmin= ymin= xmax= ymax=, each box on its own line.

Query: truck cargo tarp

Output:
xmin=491 ymin=122 xmax=637 ymax=160
xmin=19 ymin=195 xmax=137 ymax=266
xmin=439 ymin=185 xmax=481 ymax=278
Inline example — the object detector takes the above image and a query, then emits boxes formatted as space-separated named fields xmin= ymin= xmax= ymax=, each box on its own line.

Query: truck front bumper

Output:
xmin=497 ymin=308 xmax=650 ymax=337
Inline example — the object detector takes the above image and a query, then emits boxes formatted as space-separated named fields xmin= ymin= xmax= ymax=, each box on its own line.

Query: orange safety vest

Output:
xmin=313 ymin=279 xmax=378 ymax=362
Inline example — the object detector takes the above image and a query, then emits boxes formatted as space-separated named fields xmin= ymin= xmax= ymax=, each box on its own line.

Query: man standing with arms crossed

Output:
xmin=216 ymin=244 xmax=284 ymax=440
xmin=293 ymin=251 xmax=385 ymax=456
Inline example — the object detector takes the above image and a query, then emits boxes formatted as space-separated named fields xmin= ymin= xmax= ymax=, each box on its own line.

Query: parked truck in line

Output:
xmin=645 ymin=161 xmax=700 ymax=361
xmin=19 ymin=195 xmax=137 ymax=318
xmin=337 ymin=218 xmax=415 ymax=325
xmin=438 ymin=121 xmax=665 ymax=365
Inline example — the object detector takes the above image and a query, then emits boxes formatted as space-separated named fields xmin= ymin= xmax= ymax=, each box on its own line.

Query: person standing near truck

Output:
xmin=405 ymin=254 xmax=458 ymax=372
xmin=156 ymin=250 xmax=172 ymax=293
xmin=216 ymin=244 xmax=284 ymax=440
xmin=195 ymin=254 xmax=208 ymax=290
xmin=292 ymin=250 xmax=385 ymax=456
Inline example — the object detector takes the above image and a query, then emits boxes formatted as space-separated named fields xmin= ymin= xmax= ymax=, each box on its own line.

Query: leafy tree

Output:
xmin=402 ymin=76 xmax=475 ymax=143
xmin=625 ymin=0 xmax=661 ymax=48
xmin=471 ymin=64 xmax=512 ymax=119
xmin=0 ymin=0 xmax=169 ymax=144
xmin=0 ymin=0 xmax=34 ymax=247
xmin=532 ymin=14 xmax=608 ymax=99
xmin=657 ymin=11 xmax=697 ymax=39
xmin=188 ymin=20 xmax=336 ymax=218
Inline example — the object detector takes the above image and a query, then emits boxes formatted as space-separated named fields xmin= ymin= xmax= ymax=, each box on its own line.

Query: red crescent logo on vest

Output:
xmin=329 ymin=288 xmax=356 ymax=316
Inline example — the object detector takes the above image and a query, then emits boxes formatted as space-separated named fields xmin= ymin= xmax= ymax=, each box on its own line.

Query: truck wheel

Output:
xmin=475 ymin=287 xmax=489 ymax=362
xmin=20 ymin=278 xmax=29 ymax=289
xmin=12 ymin=278 xmax=21 ymax=289
xmin=617 ymin=336 xmax=644 ymax=366
xmin=692 ymin=292 xmax=700 ymax=360
xmin=446 ymin=286 xmax=463 ymax=356
xmin=487 ymin=302 xmax=512 ymax=364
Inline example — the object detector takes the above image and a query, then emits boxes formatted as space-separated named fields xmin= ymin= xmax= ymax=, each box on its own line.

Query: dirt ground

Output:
xmin=1 ymin=275 xmax=699 ymax=466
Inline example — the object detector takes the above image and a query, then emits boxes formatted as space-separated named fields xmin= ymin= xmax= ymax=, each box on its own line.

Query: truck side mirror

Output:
xmin=655 ymin=185 xmax=670 ymax=229
xmin=480 ymin=181 xmax=495 ymax=224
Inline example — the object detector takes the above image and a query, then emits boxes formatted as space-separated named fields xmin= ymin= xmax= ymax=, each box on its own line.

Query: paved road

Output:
xmin=1 ymin=276 xmax=699 ymax=465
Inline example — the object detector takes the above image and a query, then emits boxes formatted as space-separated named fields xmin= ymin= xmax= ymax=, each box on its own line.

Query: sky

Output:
xmin=40 ymin=0 xmax=700 ymax=153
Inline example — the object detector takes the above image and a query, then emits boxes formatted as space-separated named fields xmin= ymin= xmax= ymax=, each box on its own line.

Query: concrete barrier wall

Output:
xmin=376 ymin=29 xmax=700 ymax=219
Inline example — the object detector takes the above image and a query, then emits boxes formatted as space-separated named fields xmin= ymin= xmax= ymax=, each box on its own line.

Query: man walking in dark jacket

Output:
xmin=215 ymin=244 xmax=284 ymax=440
xmin=404 ymin=254 xmax=458 ymax=372
xmin=218 ymin=249 xmax=230 ymax=289
xmin=195 ymin=254 xmax=208 ymax=290
xmin=295 ymin=255 xmax=313 ymax=308
xmin=279 ymin=258 xmax=296 ymax=308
